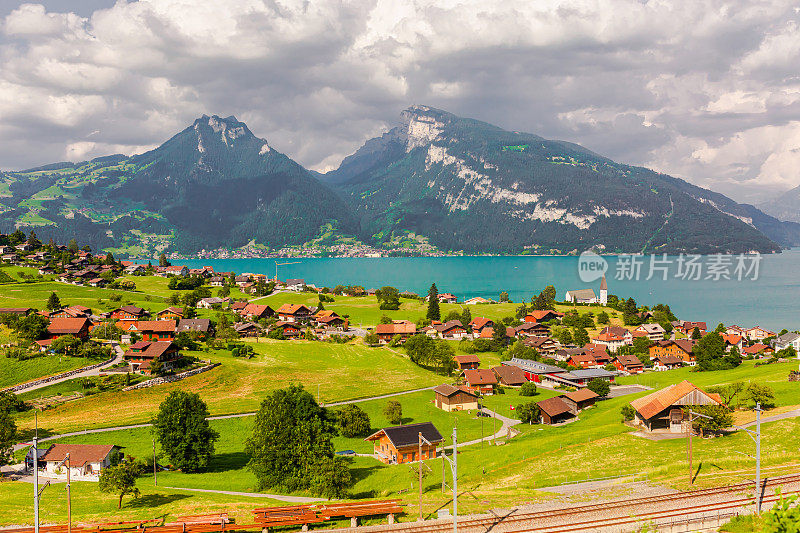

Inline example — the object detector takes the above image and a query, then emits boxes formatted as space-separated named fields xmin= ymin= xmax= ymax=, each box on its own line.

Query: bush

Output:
xmin=384 ymin=400 xmax=402 ymax=425
xmin=516 ymin=402 xmax=540 ymax=424
xmin=620 ymin=405 xmax=635 ymax=422
xmin=587 ymin=378 xmax=611 ymax=398
xmin=519 ymin=382 xmax=538 ymax=397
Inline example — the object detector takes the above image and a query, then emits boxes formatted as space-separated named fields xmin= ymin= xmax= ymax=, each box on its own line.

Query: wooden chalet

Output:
xmin=649 ymin=339 xmax=696 ymax=365
xmin=234 ymin=322 xmax=264 ymax=337
xmin=107 ymin=305 xmax=149 ymax=322
xmin=276 ymin=304 xmax=313 ymax=323
xmin=47 ymin=317 xmax=91 ymax=340
xmin=156 ymin=307 xmax=184 ymax=321
xmin=131 ymin=320 xmax=176 ymax=342
xmin=433 ymin=320 xmax=469 ymax=339
xmin=366 ymin=422 xmax=443 ymax=464
xmin=491 ymin=365 xmax=527 ymax=386
xmin=651 ymin=354 xmax=684 ymax=370
xmin=433 ymin=384 xmax=480 ymax=412
xmin=272 ymin=321 xmax=302 ymax=338
xmin=523 ymin=310 xmax=564 ymax=324
xmin=536 ymin=397 xmax=575 ymax=425
xmin=461 ymin=368 xmax=497 ymax=395
xmin=124 ymin=341 xmax=181 ymax=374
xmin=559 ymin=388 xmax=599 ymax=414
xmin=630 ymin=381 xmax=723 ymax=433
xmin=523 ymin=336 xmax=559 ymax=354
xmin=613 ymin=354 xmax=645 ymax=374
xmin=243 ymin=303 xmax=275 ymax=320
xmin=375 ymin=320 xmax=417 ymax=343
xmin=50 ymin=305 xmax=92 ymax=319
xmin=514 ymin=322 xmax=550 ymax=338
xmin=454 ymin=354 xmax=480 ymax=371
xmin=176 ymin=319 xmax=214 ymax=339
xmin=0 ymin=307 xmax=32 ymax=316
xmin=468 ymin=317 xmax=494 ymax=336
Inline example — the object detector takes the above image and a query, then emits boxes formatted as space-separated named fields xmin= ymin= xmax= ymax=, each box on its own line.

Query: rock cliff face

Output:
xmin=323 ymin=105 xmax=789 ymax=254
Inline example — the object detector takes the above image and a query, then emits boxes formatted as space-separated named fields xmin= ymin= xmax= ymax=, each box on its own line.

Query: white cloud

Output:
xmin=0 ymin=0 xmax=798 ymax=203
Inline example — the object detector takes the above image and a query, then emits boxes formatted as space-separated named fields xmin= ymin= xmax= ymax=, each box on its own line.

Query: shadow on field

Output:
xmin=18 ymin=427 xmax=56 ymax=441
xmin=347 ymin=464 xmax=381 ymax=499
xmin=126 ymin=493 xmax=191 ymax=508
xmin=205 ymin=452 xmax=249 ymax=473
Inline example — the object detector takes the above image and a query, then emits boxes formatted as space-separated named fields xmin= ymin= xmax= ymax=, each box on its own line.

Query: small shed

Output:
xmin=560 ymin=388 xmax=599 ymax=414
xmin=454 ymin=354 xmax=481 ymax=371
xmin=537 ymin=397 xmax=576 ymax=425
xmin=630 ymin=380 xmax=723 ymax=433
xmin=433 ymin=384 xmax=480 ymax=412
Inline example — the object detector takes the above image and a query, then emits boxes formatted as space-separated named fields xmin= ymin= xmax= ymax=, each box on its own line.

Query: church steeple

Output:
xmin=599 ymin=274 xmax=608 ymax=305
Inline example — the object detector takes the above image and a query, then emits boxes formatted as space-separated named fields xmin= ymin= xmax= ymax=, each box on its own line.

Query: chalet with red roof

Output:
xmin=129 ymin=320 xmax=176 ymax=342
xmin=630 ymin=381 xmax=723 ymax=433
xmin=375 ymin=320 xmax=417 ymax=343
xmin=613 ymin=354 xmax=645 ymax=374
xmin=433 ymin=320 xmax=469 ymax=339
xmin=124 ymin=340 xmax=181 ymax=374
xmin=276 ymin=304 xmax=312 ymax=323
xmin=523 ymin=310 xmax=563 ymax=324
xmin=454 ymin=354 xmax=480 ymax=371
xmin=47 ymin=317 xmax=91 ymax=340
xmin=461 ymin=368 xmax=497 ymax=395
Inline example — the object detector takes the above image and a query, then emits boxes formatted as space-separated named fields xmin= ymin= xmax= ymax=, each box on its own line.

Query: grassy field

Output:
xmin=0 ymin=281 xmax=166 ymax=313
xmin=14 ymin=340 xmax=445 ymax=435
xmin=0 ymin=352 xmax=101 ymax=389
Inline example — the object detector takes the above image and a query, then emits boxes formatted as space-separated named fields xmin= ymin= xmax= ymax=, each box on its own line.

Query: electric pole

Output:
xmin=734 ymin=403 xmax=763 ymax=513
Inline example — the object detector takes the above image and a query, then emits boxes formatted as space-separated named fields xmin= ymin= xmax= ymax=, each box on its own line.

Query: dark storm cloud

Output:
xmin=1 ymin=0 xmax=799 ymax=201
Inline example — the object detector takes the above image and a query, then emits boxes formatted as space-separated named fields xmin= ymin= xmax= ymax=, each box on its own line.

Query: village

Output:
xmin=0 ymin=231 xmax=799 ymax=530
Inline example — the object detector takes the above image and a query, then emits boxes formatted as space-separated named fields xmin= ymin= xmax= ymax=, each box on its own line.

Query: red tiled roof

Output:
xmin=47 ymin=317 xmax=90 ymax=335
xmin=463 ymin=368 xmax=497 ymax=386
xmin=41 ymin=444 xmax=116 ymax=467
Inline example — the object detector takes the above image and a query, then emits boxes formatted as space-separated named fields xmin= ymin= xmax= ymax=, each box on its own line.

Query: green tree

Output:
xmin=492 ymin=323 xmax=509 ymax=351
xmin=0 ymin=404 xmax=16 ymax=466
xmin=426 ymin=283 xmax=440 ymax=321
xmin=745 ymin=382 xmax=776 ymax=409
xmin=690 ymin=405 xmax=733 ymax=436
xmin=336 ymin=405 xmax=371 ymax=438
xmin=620 ymin=405 xmax=635 ymax=422
xmin=516 ymin=402 xmax=540 ymax=424
xmin=572 ymin=326 xmax=589 ymax=346
xmin=99 ymin=457 xmax=142 ymax=509
xmin=694 ymin=331 xmax=740 ymax=371
xmin=310 ymin=455 xmax=352 ymax=500
xmin=51 ymin=335 xmax=81 ymax=355
xmin=378 ymin=315 xmax=393 ymax=324
xmin=245 ymin=385 xmax=341 ymax=493
xmin=460 ymin=306 xmax=472 ymax=325
xmin=764 ymin=492 xmax=800 ymax=531
xmin=46 ymin=291 xmax=61 ymax=311
xmin=153 ymin=392 xmax=219 ymax=472
xmin=587 ymin=378 xmax=611 ymax=397
xmin=596 ymin=311 xmax=609 ymax=325
xmin=499 ymin=291 xmax=509 ymax=302
xmin=158 ymin=253 xmax=170 ymax=267
xmin=384 ymin=400 xmax=402 ymax=425
xmin=375 ymin=286 xmax=401 ymax=310
xmin=67 ymin=239 xmax=79 ymax=254
xmin=519 ymin=382 xmax=538 ymax=397
xmin=691 ymin=327 xmax=702 ymax=339
xmin=364 ymin=332 xmax=379 ymax=346
xmin=14 ymin=313 xmax=49 ymax=341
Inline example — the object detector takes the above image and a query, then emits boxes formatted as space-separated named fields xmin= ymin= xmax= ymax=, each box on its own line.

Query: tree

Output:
xmin=14 ymin=313 xmax=49 ymax=341
xmin=99 ymin=457 xmax=142 ymax=508
xmin=245 ymin=385 xmax=342 ymax=494
xmin=51 ymin=335 xmax=82 ymax=355
xmin=336 ymin=405 xmax=371 ymax=438
xmin=745 ymin=382 xmax=776 ymax=409
xmin=620 ymin=405 xmax=635 ymax=422
xmin=690 ymin=405 xmax=733 ymax=436
xmin=587 ymin=378 xmax=611 ymax=397
xmin=375 ymin=286 xmax=401 ymax=310
xmin=519 ymin=382 xmax=538 ymax=397
xmin=153 ymin=391 xmax=220 ymax=472
xmin=499 ymin=291 xmax=509 ymax=302
xmin=159 ymin=253 xmax=170 ymax=267
xmin=46 ymin=291 xmax=61 ymax=311
xmin=516 ymin=402 xmax=540 ymax=424
xmin=694 ymin=331 xmax=740 ymax=371
xmin=364 ymin=332 xmax=379 ymax=346
xmin=384 ymin=400 xmax=402 ymax=425
xmin=310 ymin=455 xmax=352 ymax=500
xmin=0 ymin=404 xmax=16 ymax=466
xmin=572 ymin=326 xmax=589 ymax=346
xmin=378 ymin=315 xmax=393 ymax=324
xmin=492 ymin=323 xmax=509 ymax=351
xmin=460 ymin=307 xmax=472 ymax=325
xmin=426 ymin=283 xmax=440 ymax=321
xmin=67 ymin=239 xmax=79 ymax=254
xmin=691 ymin=327 xmax=702 ymax=339
xmin=707 ymin=382 xmax=745 ymax=409
xmin=597 ymin=311 xmax=609 ymax=325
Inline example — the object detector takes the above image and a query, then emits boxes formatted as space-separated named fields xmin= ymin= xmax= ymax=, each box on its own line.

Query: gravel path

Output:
xmin=159 ymin=486 xmax=324 ymax=503
xmin=10 ymin=344 xmax=126 ymax=394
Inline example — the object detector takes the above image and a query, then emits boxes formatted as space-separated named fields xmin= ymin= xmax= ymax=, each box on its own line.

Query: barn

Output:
xmin=630 ymin=381 xmax=723 ymax=433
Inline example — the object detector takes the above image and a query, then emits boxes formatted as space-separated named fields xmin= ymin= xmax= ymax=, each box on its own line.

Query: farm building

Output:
xmin=366 ymin=422 xmax=443 ymax=464
xmin=629 ymin=381 xmax=723 ymax=433
xmin=461 ymin=368 xmax=497 ymax=395
xmin=433 ymin=384 xmax=480 ymax=412
xmin=536 ymin=397 xmax=576 ymax=425
xmin=454 ymin=354 xmax=480 ymax=371
xmin=559 ymin=388 xmax=599 ymax=414
xmin=39 ymin=444 xmax=121 ymax=481
xmin=491 ymin=365 xmax=527 ymax=386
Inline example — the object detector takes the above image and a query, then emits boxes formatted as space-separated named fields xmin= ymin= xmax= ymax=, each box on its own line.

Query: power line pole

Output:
xmin=33 ymin=412 xmax=39 ymax=533
xmin=734 ymin=403 xmax=763 ymax=513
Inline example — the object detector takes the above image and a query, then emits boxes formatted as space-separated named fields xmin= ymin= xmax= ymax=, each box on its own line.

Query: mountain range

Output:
xmin=0 ymin=106 xmax=797 ymax=257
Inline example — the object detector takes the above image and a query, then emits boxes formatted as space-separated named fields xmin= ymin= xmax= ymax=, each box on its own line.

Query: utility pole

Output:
xmin=153 ymin=437 xmax=157 ymax=486
xmin=418 ymin=432 xmax=433 ymax=521
xmin=734 ymin=403 xmax=763 ymax=513
xmin=65 ymin=454 xmax=71 ymax=533
xmin=33 ymin=412 xmax=39 ymax=533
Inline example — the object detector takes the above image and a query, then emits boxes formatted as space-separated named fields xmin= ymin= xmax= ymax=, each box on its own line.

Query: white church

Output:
xmin=565 ymin=275 xmax=608 ymax=305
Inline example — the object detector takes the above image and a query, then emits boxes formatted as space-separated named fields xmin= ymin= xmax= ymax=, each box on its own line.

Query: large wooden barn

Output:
xmin=630 ymin=381 xmax=723 ymax=433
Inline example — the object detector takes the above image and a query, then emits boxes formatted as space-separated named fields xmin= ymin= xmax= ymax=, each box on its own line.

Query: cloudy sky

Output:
xmin=1 ymin=0 xmax=799 ymax=203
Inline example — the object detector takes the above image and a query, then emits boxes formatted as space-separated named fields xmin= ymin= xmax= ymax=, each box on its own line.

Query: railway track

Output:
xmin=375 ymin=472 xmax=800 ymax=533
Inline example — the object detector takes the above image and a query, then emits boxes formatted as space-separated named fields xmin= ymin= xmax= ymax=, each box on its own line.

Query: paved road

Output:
xmin=12 ymin=343 xmax=126 ymax=394
xmin=740 ymin=408 xmax=800 ymax=428
xmin=442 ymin=407 xmax=521 ymax=449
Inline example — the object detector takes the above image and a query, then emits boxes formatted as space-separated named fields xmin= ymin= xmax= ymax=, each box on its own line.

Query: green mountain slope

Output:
xmin=0 ymin=115 xmax=356 ymax=256
xmin=324 ymin=105 xmax=791 ymax=254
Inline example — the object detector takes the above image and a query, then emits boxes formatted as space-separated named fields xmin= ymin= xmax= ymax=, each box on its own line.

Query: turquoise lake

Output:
xmin=181 ymin=250 xmax=800 ymax=331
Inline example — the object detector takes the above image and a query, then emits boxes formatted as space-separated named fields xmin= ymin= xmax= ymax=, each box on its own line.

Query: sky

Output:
xmin=1 ymin=1 xmax=799 ymax=204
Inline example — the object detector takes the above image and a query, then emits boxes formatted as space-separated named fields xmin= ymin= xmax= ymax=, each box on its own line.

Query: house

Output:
xmin=272 ymin=321 xmax=302 ymax=338
xmin=276 ymin=304 xmax=312 ymax=323
xmin=564 ymin=289 xmax=597 ymax=304
xmin=242 ymin=303 xmax=275 ymax=320
xmin=726 ymin=325 xmax=746 ymax=336
xmin=366 ymin=422 xmax=443 ymax=464
xmin=375 ymin=320 xmax=417 ymax=343
xmin=124 ymin=265 xmax=145 ymax=275
xmin=317 ymin=315 xmax=348 ymax=331
xmin=47 ymin=317 xmax=91 ymax=340
xmin=523 ymin=310 xmax=563 ymax=323
xmin=592 ymin=326 xmax=633 ymax=353
xmin=108 ymin=305 xmax=149 ymax=322
xmin=124 ymin=340 xmax=181 ymax=374
xmin=677 ymin=321 xmax=707 ymax=336
xmin=522 ymin=335 xmax=559 ymax=354
xmin=285 ymin=279 xmax=305 ymax=291
xmin=229 ymin=301 xmax=248 ymax=313
xmin=491 ymin=365 xmax=527 ymax=386
xmin=454 ymin=354 xmax=480 ymax=371
xmin=234 ymin=322 xmax=264 ymax=337
xmin=774 ymin=332 xmax=800 ymax=353
xmin=50 ymin=305 xmax=92 ymax=319
xmin=0 ymin=307 xmax=33 ymax=316
xmin=514 ymin=322 xmax=550 ymax=338
xmin=630 ymin=381 xmax=723 ymax=433
xmin=721 ymin=334 xmax=744 ymax=352
xmin=209 ymin=276 xmax=225 ymax=287
xmin=438 ymin=293 xmax=457 ymax=304
xmin=537 ymin=397 xmax=576 ymax=425
xmin=234 ymin=275 xmax=251 ymax=287
xmin=165 ymin=265 xmax=189 ymax=277
xmin=131 ymin=320 xmax=176 ymax=342
xmin=176 ymin=319 xmax=214 ymax=338
xmin=745 ymin=326 xmax=776 ymax=341
xmin=464 ymin=297 xmax=493 ymax=305
xmin=743 ymin=343 xmax=773 ymax=356
xmin=461 ymin=368 xmax=497 ymax=395
xmin=40 ymin=444 xmax=120 ymax=481
xmin=433 ymin=384 xmax=480 ymax=412
xmin=635 ymin=323 xmax=666 ymax=341
xmin=559 ymin=388 xmax=599 ymax=414
xmin=562 ymin=368 xmax=615 ymax=385
xmin=469 ymin=317 xmax=494 ymax=336
xmin=433 ymin=320 xmax=470 ymax=339
xmin=156 ymin=307 xmax=184 ymax=322
xmin=197 ymin=297 xmax=228 ymax=309
xmin=567 ymin=353 xmax=602 ymax=369
xmin=504 ymin=358 xmax=569 ymax=386
xmin=613 ymin=354 xmax=644 ymax=374
xmin=649 ymin=339 xmax=696 ymax=365
xmin=651 ymin=354 xmax=684 ymax=371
